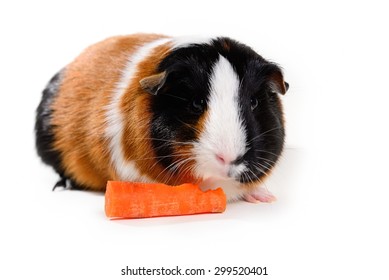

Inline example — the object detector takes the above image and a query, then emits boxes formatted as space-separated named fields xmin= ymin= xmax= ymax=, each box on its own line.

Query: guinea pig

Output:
xmin=35 ymin=33 xmax=289 ymax=203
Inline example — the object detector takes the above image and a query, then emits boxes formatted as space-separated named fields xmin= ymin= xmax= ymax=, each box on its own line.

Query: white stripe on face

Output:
xmin=193 ymin=55 xmax=247 ymax=180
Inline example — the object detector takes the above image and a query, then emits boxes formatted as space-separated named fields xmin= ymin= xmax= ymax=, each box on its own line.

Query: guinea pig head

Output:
xmin=140 ymin=38 xmax=288 ymax=189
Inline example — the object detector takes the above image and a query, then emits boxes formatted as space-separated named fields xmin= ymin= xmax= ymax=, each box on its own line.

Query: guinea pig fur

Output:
xmin=35 ymin=34 xmax=289 ymax=203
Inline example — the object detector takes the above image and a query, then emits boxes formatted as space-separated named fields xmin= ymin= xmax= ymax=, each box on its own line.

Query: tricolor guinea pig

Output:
xmin=35 ymin=34 xmax=289 ymax=203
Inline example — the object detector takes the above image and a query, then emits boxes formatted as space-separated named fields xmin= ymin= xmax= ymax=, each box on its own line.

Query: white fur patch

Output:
xmin=105 ymin=38 xmax=171 ymax=182
xmin=171 ymin=36 xmax=213 ymax=49
xmin=193 ymin=55 xmax=248 ymax=200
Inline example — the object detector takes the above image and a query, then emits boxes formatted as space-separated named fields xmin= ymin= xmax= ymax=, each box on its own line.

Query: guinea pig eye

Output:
xmin=250 ymin=97 xmax=259 ymax=111
xmin=191 ymin=97 xmax=206 ymax=114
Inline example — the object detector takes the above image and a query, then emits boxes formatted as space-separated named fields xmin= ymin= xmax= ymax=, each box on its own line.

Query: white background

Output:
xmin=1 ymin=0 xmax=388 ymax=279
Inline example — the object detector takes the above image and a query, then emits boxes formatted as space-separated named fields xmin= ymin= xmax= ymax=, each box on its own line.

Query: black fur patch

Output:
xmin=35 ymin=71 xmax=65 ymax=178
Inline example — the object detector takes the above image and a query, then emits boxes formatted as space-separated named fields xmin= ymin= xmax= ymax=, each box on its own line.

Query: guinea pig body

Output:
xmin=35 ymin=33 xmax=288 ymax=202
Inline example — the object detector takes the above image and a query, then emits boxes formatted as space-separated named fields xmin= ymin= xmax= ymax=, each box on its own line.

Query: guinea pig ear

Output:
xmin=268 ymin=70 xmax=289 ymax=95
xmin=139 ymin=71 xmax=167 ymax=95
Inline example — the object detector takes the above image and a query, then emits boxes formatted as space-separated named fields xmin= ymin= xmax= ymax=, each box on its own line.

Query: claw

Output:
xmin=52 ymin=176 xmax=67 ymax=191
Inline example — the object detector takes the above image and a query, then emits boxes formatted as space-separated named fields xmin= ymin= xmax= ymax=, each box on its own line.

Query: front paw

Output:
xmin=243 ymin=188 xmax=276 ymax=203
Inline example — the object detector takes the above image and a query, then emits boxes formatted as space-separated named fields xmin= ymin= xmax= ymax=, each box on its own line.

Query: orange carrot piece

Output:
xmin=105 ymin=181 xmax=226 ymax=219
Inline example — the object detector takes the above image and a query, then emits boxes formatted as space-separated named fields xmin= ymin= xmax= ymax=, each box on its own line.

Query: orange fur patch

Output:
xmin=119 ymin=42 xmax=182 ymax=184
xmin=51 ymin=34 xmax=169 ymax=190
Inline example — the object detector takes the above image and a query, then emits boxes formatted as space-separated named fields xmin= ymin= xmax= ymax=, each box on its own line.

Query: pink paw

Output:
xmin=243 ymin=188 xmax=277 ymax=203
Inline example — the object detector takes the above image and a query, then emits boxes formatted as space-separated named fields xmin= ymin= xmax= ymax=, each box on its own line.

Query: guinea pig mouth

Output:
xmin=227 ymin=164 xmax=247 ymax=181
xmin=236 ymin=162 xmax=269 ymax=184
xmin=197 ymin=159 xmax=249 ymax=183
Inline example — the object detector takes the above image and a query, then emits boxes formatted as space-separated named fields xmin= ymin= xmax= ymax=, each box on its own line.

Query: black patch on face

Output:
xmin=150 ymin=45 xmax=220 ymax=170
xmin=211 ymin=38 xmax=286 ymax=183
xmin=35 ymin=70 xmax=66 ymax=177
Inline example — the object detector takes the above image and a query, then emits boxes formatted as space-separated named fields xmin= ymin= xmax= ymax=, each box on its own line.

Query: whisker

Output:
xmin=172 ymin=159 xmax=195 ymax=185
xmin=253 ymin=149 xmax=286 ymax=163
xmin=259 ymin=161 xmax=274 ymax=171
xmin=247 ymin=126 xmax=283 ymax=145
xmin=255 ymin=156 xmax=277 ymax=166
xmin=253 ymin=149 xmax=281 ymax=158
xmin=156 ymin=157 xmax=186 ymax=181
xmin=247 ymin=163 xmax=265 ymax=180
xmin=128 ymin=152 xmax=193 ymax=162
xmin=243 ymin=167 xmax=256 ymax=185
xmin=170 ymin=157 xmax=197 ymax=184
xmin=154 ymin=156 xmax=195 ymax=183
xmin=130 ymin=137 xmax=194 ymax=146
xmin=164 ymin=94 xmax=189 ymax=101
xmin=174 ymin=118 xmax=202 ymax=135
xmin=254 ymin=161 xmax=271 ymax=175
xmin=246 ymin=166 xmax=269 ymax=190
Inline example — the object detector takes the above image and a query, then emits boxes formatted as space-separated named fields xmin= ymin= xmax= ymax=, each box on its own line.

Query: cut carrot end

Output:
xmin=105 ymin=181 xmax=227 ymax=219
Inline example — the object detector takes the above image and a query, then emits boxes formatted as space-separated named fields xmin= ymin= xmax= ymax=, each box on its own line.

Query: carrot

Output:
xmin=105 ymin=181 xmax=226 ymax=219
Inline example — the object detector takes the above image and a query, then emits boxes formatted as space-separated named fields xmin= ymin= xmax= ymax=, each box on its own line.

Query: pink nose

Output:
xmin=215 ymin=153 xmax=244 ymax=166
xmin=215 ymin=154 xmax=228 ymax=165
